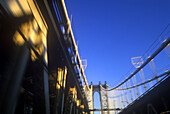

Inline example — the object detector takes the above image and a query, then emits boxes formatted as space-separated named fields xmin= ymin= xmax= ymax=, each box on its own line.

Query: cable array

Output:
xmin=102 ymin=24 xmax=170 ymax=91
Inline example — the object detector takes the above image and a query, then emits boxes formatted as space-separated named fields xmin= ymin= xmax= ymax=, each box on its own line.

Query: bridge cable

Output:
xmin=101 ymin=36 xmax=170 ymax=91
xmin=108 ymin=73 xmax=170 ymax=99
xmin=102 ymin=71 xmax=170 ymax=92
xmin=102 ymin=24 xmax=170 ymax=91
xmin=111 ymin=24 xmax=170 ymax=86
xmin=115 ymin=71 xmax=170 ymax=90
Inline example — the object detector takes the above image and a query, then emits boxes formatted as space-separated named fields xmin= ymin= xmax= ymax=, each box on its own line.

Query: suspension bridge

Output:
xmin=0 ymin=0 xmax=170 ymax=114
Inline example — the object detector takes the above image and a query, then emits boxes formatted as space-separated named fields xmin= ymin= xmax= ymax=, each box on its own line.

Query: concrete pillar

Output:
xmin=3 ymin=44 xmax=29 ymax=114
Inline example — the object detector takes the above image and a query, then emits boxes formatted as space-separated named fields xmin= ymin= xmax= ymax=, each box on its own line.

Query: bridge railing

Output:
xmin=52 ymin=0 xmax=90 ymax=102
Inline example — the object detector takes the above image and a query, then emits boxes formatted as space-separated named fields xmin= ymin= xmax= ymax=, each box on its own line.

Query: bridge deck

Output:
xmin=120 ymin=75 xmax=170 ymax=114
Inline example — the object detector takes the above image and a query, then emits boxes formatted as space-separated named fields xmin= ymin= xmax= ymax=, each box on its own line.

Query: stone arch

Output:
xmin=87 ymin=81 xmax=110 ymax=114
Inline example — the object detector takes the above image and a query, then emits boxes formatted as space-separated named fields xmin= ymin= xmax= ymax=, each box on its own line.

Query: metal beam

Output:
xmin=3 ymin=44 xmax=29 ymax=114
xmin=89 ymin=108 xmax=122 ymax=111
xmin=43 ymin=0 xmax=89 ymax=110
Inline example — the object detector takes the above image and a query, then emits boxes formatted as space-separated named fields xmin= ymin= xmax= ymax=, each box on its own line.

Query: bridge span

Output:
xmin=0 ymin=0 xmax=170 ymax=114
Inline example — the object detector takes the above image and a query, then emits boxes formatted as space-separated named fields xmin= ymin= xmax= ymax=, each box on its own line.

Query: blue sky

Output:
xmin=66 ymin=0 xmax=170 ymax=85
xmin=65 ymin=0 xmax=170 ymax=111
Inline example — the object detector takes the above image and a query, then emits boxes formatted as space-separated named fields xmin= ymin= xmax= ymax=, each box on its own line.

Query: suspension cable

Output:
xmin=115 ymin=71 xmax=170 ymax=90
xmin=101 ymin=71 xmax=169 ymax=91
xmin=102 ymin=37 xmax=170 ymax=91
xmin=110 ymin=24 xmax=170 ymax=87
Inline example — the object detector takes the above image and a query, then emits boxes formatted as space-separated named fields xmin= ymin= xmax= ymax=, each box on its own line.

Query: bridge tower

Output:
xmin=87 ymin=81 xmax=110 ymax=114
